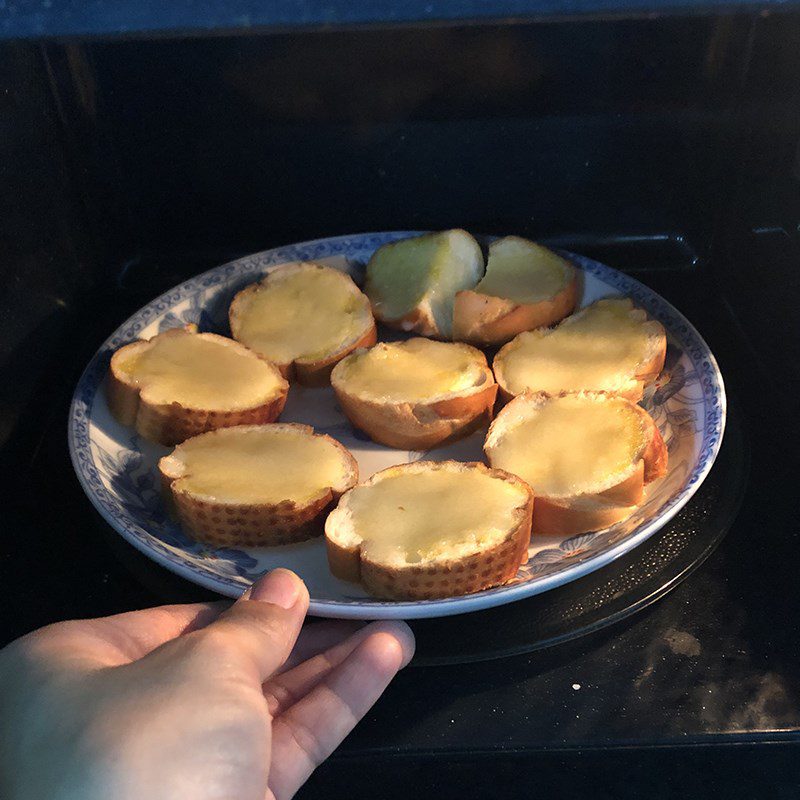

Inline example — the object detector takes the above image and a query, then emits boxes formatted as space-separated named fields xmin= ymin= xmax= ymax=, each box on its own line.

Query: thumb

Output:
xmin=194 ymin=569 xmax=309 ymax=682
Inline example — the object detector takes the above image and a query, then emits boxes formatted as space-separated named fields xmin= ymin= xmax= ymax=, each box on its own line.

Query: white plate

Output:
xmin=69 ymin=232 xmax=726 ymax=619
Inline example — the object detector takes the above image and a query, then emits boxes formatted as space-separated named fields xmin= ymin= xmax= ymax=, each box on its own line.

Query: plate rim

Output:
xmin=68 ymin=231 xmax=727 ymax=619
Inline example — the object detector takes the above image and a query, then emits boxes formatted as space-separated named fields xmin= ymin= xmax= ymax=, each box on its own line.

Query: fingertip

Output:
xmin=245 ymin=568 xmax=309 ymax=612
xmin=359 ymin=621 xmax=416 ymax=670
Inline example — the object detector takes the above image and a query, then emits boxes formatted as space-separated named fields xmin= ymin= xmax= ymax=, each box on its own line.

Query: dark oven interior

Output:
xmin=2 ymin=13 xmax=800 ymax=796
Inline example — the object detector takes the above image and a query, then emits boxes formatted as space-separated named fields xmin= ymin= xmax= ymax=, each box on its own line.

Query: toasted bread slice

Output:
xmin=229 ymin=262 xmax=377 ymax=386
xmin=325 ymin=460 xmax=533 ymax=600
xmin=452 ymin=237 xmax=578 ymax=345
xmin=107 ymin=327 xmax=289 ymax=446
xmin=484 ymin=391 xmax=667 ymax=537
xmin=364 ymin=230 xmax=484 ymax=339
xmin=331 ymin=338 xmax=497 ymax=450
xmin=493 ymin=297 xmax=666 ymax=402
xmin=159 ymin=423 xmax=358 ymax=547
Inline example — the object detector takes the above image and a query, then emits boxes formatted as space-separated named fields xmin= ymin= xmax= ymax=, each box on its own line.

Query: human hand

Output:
xmin=0 ymin=568 xmax=414 ymax=800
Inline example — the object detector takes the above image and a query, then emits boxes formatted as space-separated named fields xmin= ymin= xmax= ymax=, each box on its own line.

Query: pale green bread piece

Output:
xmin=364 ymin=230 xmax=484 ymax=339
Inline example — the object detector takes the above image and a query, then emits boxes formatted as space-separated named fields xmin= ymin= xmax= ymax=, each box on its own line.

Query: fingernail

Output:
xmin=392 ymin=621 xmax=416 ymax=669
xmin=246 ymin=568 xmax=302 ymax=609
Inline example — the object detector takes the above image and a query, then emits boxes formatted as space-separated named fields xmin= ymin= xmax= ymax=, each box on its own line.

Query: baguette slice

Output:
xmin=452 ymin=236 xmax=578 ymax=345
xmin=364 ymin=230 xmax=484 ymax=339
xmin=325 ymin=460 xmax=533 ymax=600
xmin=331 ymin=338 xmax=497 ymax=450
xmin=493 ymin=297 xmax=666 ymax=403
xmin=159 ymin=423 xmax=358 ymax=547
xmin=484 ymin=391 xmax=668 ymax=537
xmin=229 ymin=262 xmax=377 ymax=386
xmin=107 ymin=327 xmax=289 ymax=446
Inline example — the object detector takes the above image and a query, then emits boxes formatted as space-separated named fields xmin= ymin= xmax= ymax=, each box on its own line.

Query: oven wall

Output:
xmin=0 ymin=42 xmax=95 ymax=447
xmin=81 ymin=18 xmax=755 ymax=264
xmin=718 ymin=14 xmax=800 ymax=406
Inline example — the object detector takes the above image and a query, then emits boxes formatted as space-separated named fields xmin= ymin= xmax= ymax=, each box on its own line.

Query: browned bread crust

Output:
xmin=107 ymin=327 xmax=288 ymax=447
xmin=159 ymin=423 xmax=358 ymax=547
xmin=452 ymin=238 xmax=579 ymax=345
xmin=493 ymin=298 xmax=667 ymax=403
xmin=331 ymin=341 xmax=497 ymax=450
xmin=484 ymin=391 xmax=667 ymax=537
xmin=325 ymin=460 xmax=533 ymax=600
xmin=229 ymin=263 xmax=377 ymax=386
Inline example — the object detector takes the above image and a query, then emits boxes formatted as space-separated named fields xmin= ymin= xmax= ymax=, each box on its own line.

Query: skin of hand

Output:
xmin=0 ymin=569 xmax=414 ymax=800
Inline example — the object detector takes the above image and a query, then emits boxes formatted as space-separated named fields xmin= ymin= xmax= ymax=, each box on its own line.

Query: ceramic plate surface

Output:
xmin=69 ymin=232 xmax=725 ymax=619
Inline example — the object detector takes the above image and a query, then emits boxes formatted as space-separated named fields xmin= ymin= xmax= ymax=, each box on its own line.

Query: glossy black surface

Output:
xmin=4 ymin=0 xmax=800 ymax=42
xmin=305 ymin=746 xmax=800 ymax=798
xmin=81 ymin=19 xmax=752 ymax=257
xmin=1 ymin=13 xmax=800 ymax=797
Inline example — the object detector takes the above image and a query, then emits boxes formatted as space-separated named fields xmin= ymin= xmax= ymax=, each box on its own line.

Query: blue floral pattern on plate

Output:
xmin=68 ymin=232 xmax=726 ymax=620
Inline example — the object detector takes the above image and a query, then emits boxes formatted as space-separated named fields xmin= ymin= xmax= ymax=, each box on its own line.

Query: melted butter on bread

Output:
xmin=488 ymin=393 xmax=644 ymax=497
xmin=346 ymin=467 xmax=528 ymax=563
xmin=121 ymin=333 xmax=283 ymax=409
xmin=234 ymin=264 xmax=370 ymax=364
xmin=335 ymin=338 xmax=484 ymax=402
xmin=500 ymin=298 xmax=650 ymax=395
xmin=171 ymin=426 xmax=349 ymax=504
xmin=474 ymin=237 xmax=571 ymax=304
